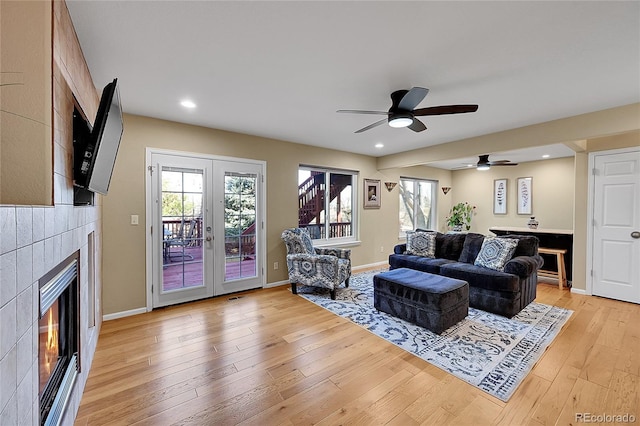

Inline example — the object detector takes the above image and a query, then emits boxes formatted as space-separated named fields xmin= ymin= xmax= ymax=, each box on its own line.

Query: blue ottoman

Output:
xmin=373 ymin=268 xmax=469 ymax=334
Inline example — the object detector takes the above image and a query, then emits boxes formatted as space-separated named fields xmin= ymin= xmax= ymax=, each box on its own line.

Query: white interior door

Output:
xmin=591 ymin=148 xmax=640 ymax=304
xmin=151 ymin=153 xmax=214 ymax=308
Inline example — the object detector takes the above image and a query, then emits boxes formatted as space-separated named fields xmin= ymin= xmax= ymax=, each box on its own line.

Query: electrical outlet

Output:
xmin=274 ymin=261 xmax=279 ymax=270
xmin=380 ymin=246 xmax=384 ymax=253
xmin=131 ymin=215 xmax=139 ymax=225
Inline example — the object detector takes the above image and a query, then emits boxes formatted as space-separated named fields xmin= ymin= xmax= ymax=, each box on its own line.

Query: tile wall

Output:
xmin=0 ymin=1 xmax=102 ymax=424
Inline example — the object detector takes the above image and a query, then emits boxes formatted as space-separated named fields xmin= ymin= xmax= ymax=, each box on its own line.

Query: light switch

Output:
xmin=131 ymin=215 xmax=139 ymax=225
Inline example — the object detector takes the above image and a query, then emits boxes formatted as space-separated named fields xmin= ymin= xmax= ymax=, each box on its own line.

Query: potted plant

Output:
xmin=446 ymin=202 xmax=476 ymax=231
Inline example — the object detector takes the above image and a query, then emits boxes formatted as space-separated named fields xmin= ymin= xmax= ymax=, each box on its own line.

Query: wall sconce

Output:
xmin=441 ymin=186 xmax=451 ymax=195
xmin=384 ymin=182 xmax=397 ymax=192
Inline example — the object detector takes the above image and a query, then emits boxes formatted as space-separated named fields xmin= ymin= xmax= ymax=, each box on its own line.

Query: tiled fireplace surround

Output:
xmin=1 ymin=2 xmax=103 ymax=424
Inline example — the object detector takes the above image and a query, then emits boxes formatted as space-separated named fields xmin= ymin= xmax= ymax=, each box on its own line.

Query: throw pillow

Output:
xmin=458 ymin=233 xmax=485 ymax=264
xmin=474 ymin=237 xmax=519 ymax=271
xmin=405 ymin=231 xmax=437 ymax=258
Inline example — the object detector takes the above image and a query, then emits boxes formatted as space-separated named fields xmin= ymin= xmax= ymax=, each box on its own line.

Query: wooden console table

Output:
xmin=489 ymin=227 xmax=574 ymax=284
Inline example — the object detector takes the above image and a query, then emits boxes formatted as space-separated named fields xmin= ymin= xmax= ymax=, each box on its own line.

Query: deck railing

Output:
xmin=163 ymin=217 xmax=202 ymax=246
xmin=300 ymin=222 xmax=352 ymax=239
xmin=163 ymin=217 xmax=256 ymax=257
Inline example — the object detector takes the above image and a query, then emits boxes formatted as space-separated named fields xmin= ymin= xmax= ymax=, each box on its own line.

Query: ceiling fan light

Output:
xmin=477 ymin=164 xmax=490 ymax=171
xmin=388 ymin=116 xmax=413 ymax=128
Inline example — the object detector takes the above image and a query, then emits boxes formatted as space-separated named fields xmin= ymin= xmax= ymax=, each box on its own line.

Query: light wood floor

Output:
xmin=75 ymin=274 xmax=640 ymax=425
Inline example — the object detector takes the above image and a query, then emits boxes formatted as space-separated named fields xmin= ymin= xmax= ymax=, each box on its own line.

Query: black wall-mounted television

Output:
xmin=74 ymin=78 xmax=123 ymax=196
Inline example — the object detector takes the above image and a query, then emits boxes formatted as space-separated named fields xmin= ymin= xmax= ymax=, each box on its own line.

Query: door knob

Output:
xmin=205 ymin=236 xmax=212 ymax=241
xmin=632 ymin=231 xmax=640 ymax=239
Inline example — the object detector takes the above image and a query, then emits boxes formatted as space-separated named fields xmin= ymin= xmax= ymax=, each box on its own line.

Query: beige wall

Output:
xmin=103 ymin=111 xmax=639 ymax=313
xmin=450 ymin=157 xmax=575 ymax=234
xmin=0 ymin=0 xmax=53 ymax=205
xmin=102 ymin=115 xmax=451 ymax=314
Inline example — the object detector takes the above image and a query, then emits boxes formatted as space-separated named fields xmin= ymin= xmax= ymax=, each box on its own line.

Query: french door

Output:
xmin=148 ymin=150 xmax=264 ymax=309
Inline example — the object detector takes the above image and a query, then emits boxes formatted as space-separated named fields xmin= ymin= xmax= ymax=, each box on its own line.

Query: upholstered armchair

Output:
xmin=281 ymin=228 xmax=351 ymax=300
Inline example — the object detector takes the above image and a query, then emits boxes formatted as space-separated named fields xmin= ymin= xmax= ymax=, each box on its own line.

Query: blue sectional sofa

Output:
xmin=389 ymin=231 xmax=543 ymax=318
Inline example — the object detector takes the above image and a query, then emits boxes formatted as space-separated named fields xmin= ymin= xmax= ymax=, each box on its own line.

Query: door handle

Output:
xmin=205 ymin=236 xmax=212 ymax=242
xmin=632 ymin=231 xmax=640 ymax=239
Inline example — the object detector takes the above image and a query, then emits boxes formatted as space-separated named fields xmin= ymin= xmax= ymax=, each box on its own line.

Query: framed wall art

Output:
xmin=363 ymin=178 xmax=381 ymax=209
xmin=493 ymin=178 xmax=507 ymax=214
xmin=517 ymin=177 xmax=533 ymax=215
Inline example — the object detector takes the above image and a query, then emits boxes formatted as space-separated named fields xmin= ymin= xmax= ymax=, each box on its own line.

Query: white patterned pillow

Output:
xmin=474 ymin=237 xmax=519 ymax=271
xmin=405 ymin=231 xmax=436 ymax=258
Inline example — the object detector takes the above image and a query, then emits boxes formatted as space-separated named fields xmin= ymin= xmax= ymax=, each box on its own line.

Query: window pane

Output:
xmin=298 ymin=169 xmax=326 ymax=239
xmin=298 ymin=167 xmax=356 ymax=240
xmin=399 ymin=178 xmax=436 ymax=233
xmin=162 ymin=171 xmax=182 ymax=192
xmin=398 ymin=180 xmax=414 ymax=233
xmin=224 ymin=173 xmax=258 ymax=281
xmin=183 ymin=171 xmax=202 ymax=193
xmin=328 ymin=173 xmax=352 ymax=238
xmin=416 ymin=180 xmax=433 ymax=229
xmin=182 ymin=193 xmax=202 ymax=218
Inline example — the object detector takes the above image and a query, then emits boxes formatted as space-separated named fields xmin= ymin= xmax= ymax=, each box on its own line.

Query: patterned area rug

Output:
xmin=295 ymin=269 xmax=572 ymax=401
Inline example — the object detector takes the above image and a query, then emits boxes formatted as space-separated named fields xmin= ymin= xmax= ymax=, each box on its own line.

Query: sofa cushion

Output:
xmin=474 ymin=237 xmax=519 ymax=271
xmin=458 ymin=233 xmax=485 ymax=264
xmin=408 ymin=256 xmax=457 ymax=274
xmin=440 ymin=262 xmax=520 ymax=293
xmin=406 ymin=231 xmax=436 ymax=257
xmin=435 ymin=232 xmax=467 ymax=260
xmin=389 ymin=254 xmax=455 ymax=274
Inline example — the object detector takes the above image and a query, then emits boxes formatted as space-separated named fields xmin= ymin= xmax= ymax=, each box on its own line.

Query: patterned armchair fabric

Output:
xmin=281 ymin=228 xmax=351 ymax=300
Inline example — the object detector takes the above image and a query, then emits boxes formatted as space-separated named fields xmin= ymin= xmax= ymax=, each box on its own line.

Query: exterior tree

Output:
xmin=224 ymin=175 xmax=256 ymax=236
xmin=399 ymin=180 xmax=430 ymax=229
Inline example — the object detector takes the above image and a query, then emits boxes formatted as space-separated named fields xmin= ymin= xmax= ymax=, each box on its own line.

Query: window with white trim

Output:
xmin=298 ymin=166 xmax=357 ymax=242
xmin=399 ymin=177 xmax=437 ymax=235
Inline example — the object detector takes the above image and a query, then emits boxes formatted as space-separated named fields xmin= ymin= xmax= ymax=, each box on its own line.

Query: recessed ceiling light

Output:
xmin=180 ymin=100 xmax=196 ymax=109
xmin=375 ymin=143 xmax=384 ymax=149
xmin=542 ymin=154 xmax=550 ymax=158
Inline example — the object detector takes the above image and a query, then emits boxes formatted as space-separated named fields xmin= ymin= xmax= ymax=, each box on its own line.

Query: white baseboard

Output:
xmin=570 ymin=287 xmax=587 ymax=295
xmin=103 ymin=307 xmax=148 ymax=321
xmin=264 ymin=279 xmax=289 ymax=288
xmin=352 ymin=261 xmax=388 ymax=272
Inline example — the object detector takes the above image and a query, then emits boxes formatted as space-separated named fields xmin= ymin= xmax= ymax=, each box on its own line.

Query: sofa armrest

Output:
xmin=314 ymin=247 xmax=351 ymax=259
xmin=393 ymin=244 xmax=407 ymax=254
xmin=504 ymin=255 xmax=544 ymax=278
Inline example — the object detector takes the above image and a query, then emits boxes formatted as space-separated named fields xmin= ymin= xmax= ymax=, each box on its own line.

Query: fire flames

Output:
xmin=44 ymin=309 xmax=58 ymax=375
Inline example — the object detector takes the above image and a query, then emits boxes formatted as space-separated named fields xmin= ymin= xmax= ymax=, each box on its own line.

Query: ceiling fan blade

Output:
xmin=398 ymin=87 xmax=429 ymax=111
xmin=492 ymin=163 xmax=519 ymax=166
xmin=408 ymin=118 xmax=427 ymax=132
xmin=488 ymin=160 xmax=512 ymax=164
xmin=413 ymin=104 xmax=479 ymax=116
xmin=354 ymin=118 xmax=388 ymax=133
xmin=337 ymin=109 xmax=389 ymax=115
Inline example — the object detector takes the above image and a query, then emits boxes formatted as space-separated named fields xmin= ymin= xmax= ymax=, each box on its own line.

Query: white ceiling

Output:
xmin=67 ymin=1 xmax=639 ymax=168
xmin=427 ymin=143 xmax=577 ymax=170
